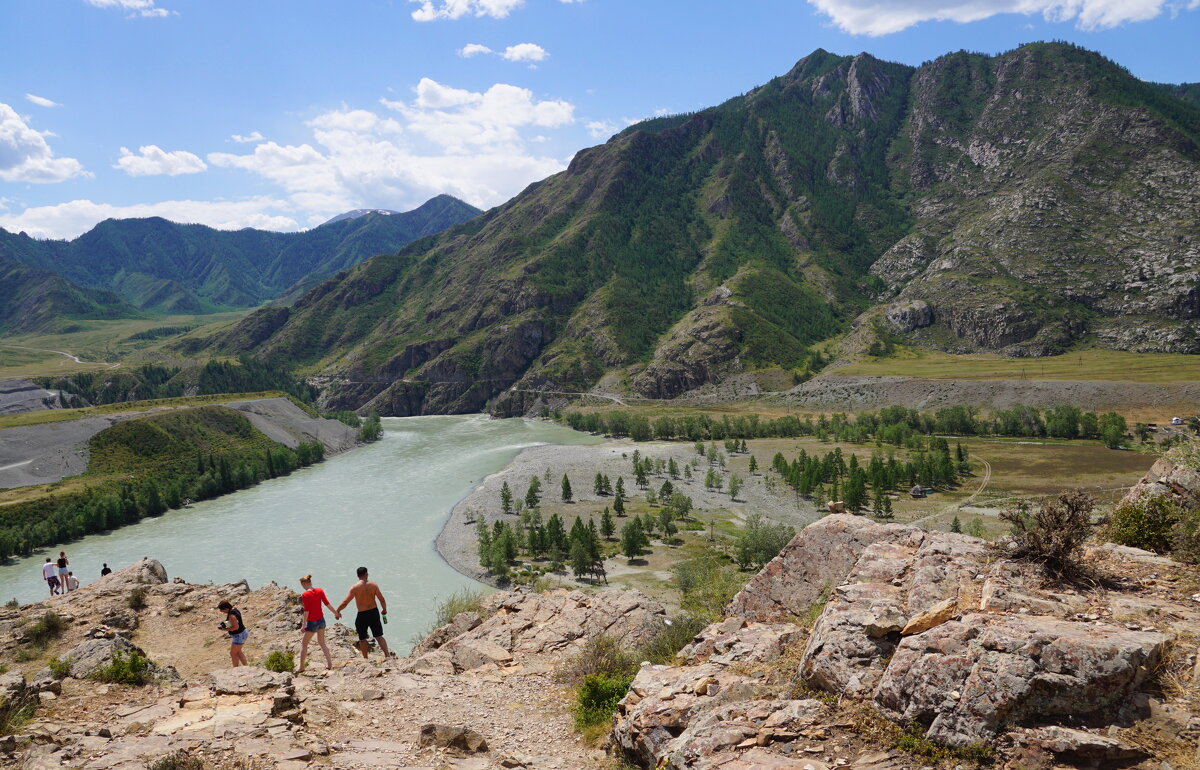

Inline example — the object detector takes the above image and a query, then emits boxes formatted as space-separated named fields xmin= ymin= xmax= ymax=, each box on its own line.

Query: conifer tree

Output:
xmin=748 ymin=455 xmax=758 ymax=475
xmin=561 ymin=474 xmax=573 ymax=503
xmin=500 ymin=481 xmax=513 ymax=516
xmin=600 ymin=507 xmax=615 ymax=540
xmin=728 ymin=474 xmax=742 ymax=500
xmin=950 ymin=515 xmax=962 ymax=534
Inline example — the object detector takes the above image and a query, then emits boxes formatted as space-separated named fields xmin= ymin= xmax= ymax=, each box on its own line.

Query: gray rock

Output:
xmin=1023 ymin=725 xmax=1147 ymax=761
xmin=873 ymin=614 xmax=1171 ymax=746
xmin=208 ymin=666 xmax=292 ymax=695
xmin=0 ymin=672 xmax=26 ymax=711
xmin=885 ymin=300 xmax=933 ymax=333
xmin=61 ymin=636 xmax=143 ymax=679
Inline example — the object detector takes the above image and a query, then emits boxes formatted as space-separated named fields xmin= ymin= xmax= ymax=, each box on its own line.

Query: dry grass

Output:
xmin=838 ymin=348 xmax=1200 ymax=384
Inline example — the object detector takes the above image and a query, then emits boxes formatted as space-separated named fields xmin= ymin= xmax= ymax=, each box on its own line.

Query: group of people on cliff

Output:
xmin=40 ymin=550 xmax=111 ymax=596
xmin=216 ymin=566 xmax=393 ymax=671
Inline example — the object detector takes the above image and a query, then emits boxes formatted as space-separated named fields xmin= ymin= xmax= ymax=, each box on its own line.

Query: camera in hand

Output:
xmin=218 ymin=622 xmax=227 ymax=629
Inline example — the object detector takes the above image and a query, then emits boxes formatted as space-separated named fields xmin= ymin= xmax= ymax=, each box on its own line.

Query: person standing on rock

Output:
xmin=56 ymin=551 xmax=69 ymax=587
xmin=100 ymin=563 xmax=112 ymax=577
xmin=42 ymin=558 xmax=60 ymax=596
xmin=217 ymin=600 xmax=249 ymax=667
xmin=297 ymin=574 xmax=340 ymax=672
xmin=336 ymin=566 xmax=393 ymax=659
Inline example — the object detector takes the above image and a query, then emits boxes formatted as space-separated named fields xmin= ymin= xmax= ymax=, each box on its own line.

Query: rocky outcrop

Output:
xmin=726 ymin=515 xmax=917 ymax=622
xmin=875 ymin=616 xmax=1170 ymax=746
xmin=883 ymin=301 xmax=932 ymax=333
xmin=405 ymin=588 xmax=667 ymax=674
xmin=615 ymin=516 xmax=1200 ymax=767
xmin=1122 ymin=456 xmax=1200 ymax=509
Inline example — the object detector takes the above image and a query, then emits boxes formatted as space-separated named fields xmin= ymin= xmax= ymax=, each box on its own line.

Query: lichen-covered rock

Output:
xmin=62 ymin=636 xmax=143 ymax=679
xmin=727 ymin=515 xmax=918 ymax=623
xmin=1121 ymin=457 xmax=1200 ymax=509
xmin=417 ymin=724 xmax=489 ymax=754
xmin=873 ymin=614 xmax=1171 ymax=747
xmin=679 ymin=618 xmax=803 ymax=667
xmin=799 ymin=530 xmax=985 ymax=698
xmin=411 ymin=610 xmax=481 ymax=656
xmin=92 ymin=558 xmax=168 ymax=591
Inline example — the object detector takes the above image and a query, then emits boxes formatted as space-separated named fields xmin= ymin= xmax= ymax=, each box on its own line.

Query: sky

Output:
xmin=1 ymin=0 xmax=1198 ymax=240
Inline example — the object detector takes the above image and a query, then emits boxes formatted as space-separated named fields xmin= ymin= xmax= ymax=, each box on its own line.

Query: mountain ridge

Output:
xmin=0 ymin=194 xmax=482 ymax=314
xmin=199 ymin=42 xmax=1199 ymax=416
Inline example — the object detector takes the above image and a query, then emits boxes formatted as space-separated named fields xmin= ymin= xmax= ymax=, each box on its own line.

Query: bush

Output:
xmin=0 ymin=689 xmax=36 ymax=736
xmin=638 ymin=614 xmax=709 ymax=665
xmin=557 ymin=635 xmax=638 ymax=687
xmin=127 ymin=587 xmax=148 ymax=611
xmin=414 ymin=587 xmax=491 ymax=643
xmin=674 ymin=554 xmax=745 ymax=621
xmin=24 ymin=612 xmax=67 ymax=647
xmin=1171 ymin=505 xmax=1200 ymax=564
xmin=4 ymin=598 xmax=17 ymax=609
xmin=91 ymin=649 xmax=152 ymax=685
xmin=47 ymin=657 xmax=72 ymax=679
xmin=145 ymin=751 xmax=205 ymax=770
xmin=263 ymin=650 xmax=294 ymax=673
xmin=572 ymin=673 xmax=634 ymax=730
xmin=1103 ymin=496 xmax=1178 ymax=554
xmin=1000 ymin=491 xmax=1096 ymax=582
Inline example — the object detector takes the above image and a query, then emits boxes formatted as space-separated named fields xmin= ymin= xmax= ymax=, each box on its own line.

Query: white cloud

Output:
xmin=0 ymin=197 xmax=297 ymax=240
xmin=25 ymin=94 xmax=60 ymax=108
xmin=410 ymin=0 xmax=523 ymax=21
xmin=83 ymin=0 xmax=174 ymax=18
xmin=0 ymin=102 xmax=88 ymax=184
xmin=114 ymin=145 xmax=207 ymax=176
xmin=230 ymin=131 xmax=264 ymax=144
xmin=458 ymin=43 xmax=493 ymax=57
xmin=209 ymin=77 xmax=575 ymax=224
xmin=586 ymin=120 xmax=619 ymax=140
xmin=806 ymin=0 xmax=1189 ymax=35
xmin=501 ymin=43 xmax=548 ymax=63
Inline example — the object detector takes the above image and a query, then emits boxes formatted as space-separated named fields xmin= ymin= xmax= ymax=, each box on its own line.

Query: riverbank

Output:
xmin=435 ymin=434 xmax=822 ymax=587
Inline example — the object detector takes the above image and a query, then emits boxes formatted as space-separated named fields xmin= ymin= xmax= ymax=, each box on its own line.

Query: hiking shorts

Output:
xmin=355 ymin=608 xmax=383 ymax=640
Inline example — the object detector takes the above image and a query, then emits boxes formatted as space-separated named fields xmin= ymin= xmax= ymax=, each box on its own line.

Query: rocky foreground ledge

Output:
xmin=1 ymin=515 xmax=1198 ymax=770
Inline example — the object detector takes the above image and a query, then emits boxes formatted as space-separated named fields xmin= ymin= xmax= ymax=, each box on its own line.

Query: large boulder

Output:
xmin=1121 ymin=457 xmax=1200 ymax=509
xmin=726 ymin=515 xmax=918 ymax=623
xmin=62 ymin=636 xmax=143 ymax=679
xmin=873 ymin=614 xmax=1171 ymax=747
xmin=91 ymin=558 xmax=168 ymax=593
xmin=800 ymin=530 xmax=987 ymax=698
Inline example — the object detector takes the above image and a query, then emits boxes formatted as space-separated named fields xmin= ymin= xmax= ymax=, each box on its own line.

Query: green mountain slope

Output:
xmin=0 ymin=195 xmax=481 ymax=313
xmin=205 ymin=43 xmax=1200 ymax=416
xmin=0 ymin=255 xmax=137 ymax=334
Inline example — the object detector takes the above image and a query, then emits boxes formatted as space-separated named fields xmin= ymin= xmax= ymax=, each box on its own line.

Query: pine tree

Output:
xmin=950 ymin=515 xmax=962 ymax=534
xmin=683 ymin=464 xmax=693 ymax=480
xmin=561 ymin=474 xmax=573 ymax=502
xmin=613 ymin=493 xmax=626 ymax=517
xmin=646 ymin=486 xmax=658 ymax=506
xmin=748 ymin=455 xmax=758 ymax=474
xmin=668 ymin=458 xmax=679 ymax=478
xmin=600 ymin=507 xmax=615 ymax=539
xmin=570 ymin=538 xmax=591 ymax=578
xmin=500 ymin=481 xmax=513 ymax=516
xmin=635 ymin=462 xmax=649 ymax=488
xmin=620 ymin=519 xmax=646 ymax=560
xmin=728 ymin=474 xmax=742 ymax=500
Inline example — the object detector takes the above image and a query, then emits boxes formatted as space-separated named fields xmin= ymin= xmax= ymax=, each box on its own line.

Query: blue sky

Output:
xmin=2 ymin=0 xmax=1198 ymax=239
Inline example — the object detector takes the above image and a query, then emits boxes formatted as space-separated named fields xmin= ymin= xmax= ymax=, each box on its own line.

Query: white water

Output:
xmin=0 ymin=415 xmax=600 ymax=648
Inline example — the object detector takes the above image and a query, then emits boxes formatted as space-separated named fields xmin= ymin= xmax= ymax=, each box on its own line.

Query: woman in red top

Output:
xmin=297 ymin=574 xmax=340 ymax=672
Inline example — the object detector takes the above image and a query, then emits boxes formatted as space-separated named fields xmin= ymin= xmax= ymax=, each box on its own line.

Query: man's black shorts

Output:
xmin=355 ymin=608 xmax=384 ymax=640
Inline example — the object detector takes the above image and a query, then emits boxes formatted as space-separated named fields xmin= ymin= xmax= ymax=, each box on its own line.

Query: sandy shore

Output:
xmin=435 ymin=437 xmax=822 ymax=583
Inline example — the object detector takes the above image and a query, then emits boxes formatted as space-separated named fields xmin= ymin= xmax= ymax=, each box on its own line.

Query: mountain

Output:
xmin=204 ymin=43 xmax=1200 ymax=416
xmin=0 ymin=255 xmax=136 ymax=334
xmin=0 ymin=194 xmax=481 ymax=313
xmin=321 ymin=209 xmax=403 ymax=225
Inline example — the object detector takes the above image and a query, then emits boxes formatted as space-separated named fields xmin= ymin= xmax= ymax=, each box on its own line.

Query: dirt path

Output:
xmin=0 ymin=344 xmax=120 ymax=369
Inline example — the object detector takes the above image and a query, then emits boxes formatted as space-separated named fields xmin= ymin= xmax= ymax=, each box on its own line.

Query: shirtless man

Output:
xmin=335 ymin=566 xmax=392 ymax=659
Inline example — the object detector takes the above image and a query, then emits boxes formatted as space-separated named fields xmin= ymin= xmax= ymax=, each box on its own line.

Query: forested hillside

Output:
xmin=202 ymin=43 xmax=1200 ymax=416
xmin=0 ymin=255 xmax=136 ymax=334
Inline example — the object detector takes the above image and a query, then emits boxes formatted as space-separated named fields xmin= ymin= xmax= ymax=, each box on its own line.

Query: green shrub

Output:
xmin=262 ymin=650 xmax=294 ymax=673
xmin=895 ymin=722 xmax=994 ymax=765
xmin=572 ymin=673 xmax=634 ymax=730
xmin=91 ymin=649 xmax=152 ymax=685
xmin=47 ymin=657 xmax=72 ymax=679
xmin=674 ymin=554 xmax=744 ymax=621
xmin=638 ymin=614 xmax=708 ymax=665
xmin=1171 ymin=505 xmax=1200 ymax=564
xmin=127 ymin=587 xmax=148 ymax=611
xmin=145 ymin=751 xmax=205 ymax=770
xmin=24 ymin=611 xmax=67 ymax=648
xmin=4 ymin=598 xmax=17 ymax=609
xmin=0 ymin=689 xmax=36 ymax=736
xmin=557 ymin=635 xmax=638 ymax=686
xmin=414 ymin=587 xmax=491 ymax=644
xmin=1104 ymin=496 xmax=1178 ymax=554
